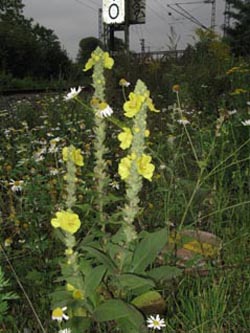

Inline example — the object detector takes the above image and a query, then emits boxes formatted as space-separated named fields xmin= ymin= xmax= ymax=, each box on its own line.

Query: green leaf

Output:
xmin=94 ymin=299 xmax=130 ymax=321
xmin=83 ymin=245 xmax=117 ymax=273
xmin=94 ymin=299 xmax=145 ymax=331
xmin=147 ymin=265 xmax=182 ymax=282
xmin=85 ymin=265 xmax=106 ymax=298
xmin=118 ymin=273 xmax=155 ymax=292
xmin=69 ymin=317 xmax=91 ymax=333
xmin=131 ymin=228 xmax=168 ymax=273
xmin=131 ymin=290 xmax=166 ymax=315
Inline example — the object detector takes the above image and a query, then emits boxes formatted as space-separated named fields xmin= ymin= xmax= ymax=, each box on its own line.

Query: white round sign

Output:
xmin=103 ymin=0 xmax=125 ymax=24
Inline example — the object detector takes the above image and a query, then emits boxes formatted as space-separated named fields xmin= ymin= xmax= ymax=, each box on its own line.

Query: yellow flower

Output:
xmin=144 ymin=129 xmax=150 ymax=137
xmin=123 ymin=92 xmax=145 ymax=118
xmin=83 ymin=49 xmax=114 ymax=71
xmin=84 ymin=58 xmax=94 ymax=72
xmin=226 ymin=66 xmax=240 ymax=75
xmin=118 ymin=127 xmax=133 ymax=150
xmin=230 ymin=88 xmax=247 ymax=95
xmin=136 ymin=154 xmax=155 ymax=181
xmin=62 ymin=146 xmax=84 ymax=167
xmin=118 ymin=156 xmax=132 ymax=180
xmin=146 ymin=97 xmax=160 ymax=112
xmin=66 ymin=283 xmax=75 ymax=291
xmin=72 ymin=289 xmax=85 ymax=300
xmin=103 ymin=52 xmax=114 ymax=69
xmin=51 ymin=210 xmax=81 ymax=234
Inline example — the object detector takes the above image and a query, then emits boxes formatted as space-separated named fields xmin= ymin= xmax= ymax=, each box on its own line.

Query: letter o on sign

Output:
xmin=109 ymin=4 xmax=119 ymax=19
xmin=103 ymin=0 xmax=125 ymax=24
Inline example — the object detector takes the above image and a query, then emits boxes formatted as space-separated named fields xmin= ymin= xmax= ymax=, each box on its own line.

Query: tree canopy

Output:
xmin=225 ymin=0 xmax=250 ymax=55
xmin=0 ymin=0 xmax=71 ymax=79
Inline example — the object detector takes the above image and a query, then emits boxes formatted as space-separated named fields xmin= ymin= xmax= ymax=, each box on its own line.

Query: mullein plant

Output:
xmin=50 ymin=48 xmax=177 ymax=333
xmin=117 ymin=80 xmax=159 ymax=243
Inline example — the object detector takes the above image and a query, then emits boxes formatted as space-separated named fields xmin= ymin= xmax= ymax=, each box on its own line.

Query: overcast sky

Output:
xmin=23 ymin=0 xmax=226 ymax=61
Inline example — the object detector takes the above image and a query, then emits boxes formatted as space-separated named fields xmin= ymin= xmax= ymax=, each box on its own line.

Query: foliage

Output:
xmin=225 ymin=0 xmax=250 ymax=56
xmin=0 ymin=265 xmax=17 ymax=322
xmin=0 ymin=0 xmax=71 ymax=80
xmin=0 ymin=35 xmax=250 ymax=333
xmin=76 ymin=37 xmax=103 ymax=66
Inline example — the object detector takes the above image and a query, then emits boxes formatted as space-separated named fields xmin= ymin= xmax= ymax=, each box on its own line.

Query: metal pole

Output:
xmin=124 ymin=0 xmax=130 ymax=51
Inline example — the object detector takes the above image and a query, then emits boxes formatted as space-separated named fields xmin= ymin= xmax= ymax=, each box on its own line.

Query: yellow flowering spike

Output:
xmin=136 ymin=154 xmax=155 ymax=181
xmin=62 ymin=146 xmax=84 ymax=167
xmin=118 ymin=127 xmax=133 ymax=150
xmin=83 ymin=48 xmax=114 ymax=71
xmin=144 ymin=129 xmax=150 ymax=137
xmin=118 ymin=156 xmax=132 ymax=180
xmin=51 ymin=210 xmax=81 ymax=234
xmin=123 ymin=92 xmax=145 ymax=118
xmin=103 ymin=52 xmax=114 ymax=69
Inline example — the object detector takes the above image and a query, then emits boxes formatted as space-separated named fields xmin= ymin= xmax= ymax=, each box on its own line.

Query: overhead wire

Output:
xmin=73 ymin=0 xmax=99 ymax=13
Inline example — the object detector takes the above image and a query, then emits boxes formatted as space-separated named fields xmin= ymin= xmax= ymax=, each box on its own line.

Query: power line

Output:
xmin=73 ymin=0 xmax=98 ymax=13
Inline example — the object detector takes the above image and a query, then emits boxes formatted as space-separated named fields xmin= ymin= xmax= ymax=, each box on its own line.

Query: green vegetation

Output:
xmin=0 ymin=1 xmax=250 ymax=332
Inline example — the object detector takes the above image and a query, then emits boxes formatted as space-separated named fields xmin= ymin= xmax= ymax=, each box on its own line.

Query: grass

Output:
xmin=0 ymin=52 xmax=250 ymax=332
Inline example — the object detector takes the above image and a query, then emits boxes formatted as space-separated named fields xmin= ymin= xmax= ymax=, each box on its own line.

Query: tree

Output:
xmin=77 ymin=37 xmax=102 ymax=65
xmin=0 ymin=0 xmax=72 ymax=79
xmin=0 ymin=0 xmax=24 ymax=17
xmin=225 ymin=0 xmax=250 ymax=56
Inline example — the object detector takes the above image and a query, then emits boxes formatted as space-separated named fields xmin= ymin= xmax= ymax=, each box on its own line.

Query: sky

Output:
xmin=23 ymin=0 xmax=226 ymax=61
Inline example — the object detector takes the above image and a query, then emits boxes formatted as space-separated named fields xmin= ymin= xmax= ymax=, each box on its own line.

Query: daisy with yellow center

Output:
xmin=147 ymin=314 xmax=166 ymax=330
xmin=51 ymin=210 xmax=81 ymax=234
xmin=62 ymin=146 xmax=84 ymax=167
xmin=119 ymin=78 xmax=131 ymax=87
xmin=97 ymin=102 xmax=114 ymax=118
xmin=118 ymin=127 xmax=133 ymax=150
xmin=52 ymin=306 xmax=69 ymax=322
xmin=64 ymin=87 xmax=82 ymax=101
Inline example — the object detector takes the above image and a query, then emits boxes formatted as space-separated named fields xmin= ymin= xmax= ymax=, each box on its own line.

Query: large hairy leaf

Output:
xmin=131 ymin=228 xmax=168 ymax=273
xmin=93 ymin=299 xmax=145 ymax=331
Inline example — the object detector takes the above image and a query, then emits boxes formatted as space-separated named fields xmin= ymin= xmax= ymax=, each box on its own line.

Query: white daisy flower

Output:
xmin=177 ymin=117 xmax=190 ymax=125
xmin=64 ymin=87 xmax=82 ymax=101
xmin=147 ymin=314 xmax=166 ymax=330
xmin=228 ymin=109 xmax=237 ymax=115
xmin=52 ymin=306 xmax=69 ymax=322
xmin=241 ymin=119 xmax=250 ymax=126
xmin=9 ymin=179 xmax=24 ymax=192
xmin=98 ymin=103 xmax=113 ymax=118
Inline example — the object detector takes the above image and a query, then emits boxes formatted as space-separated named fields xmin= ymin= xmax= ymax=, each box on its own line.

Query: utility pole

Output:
xmin=209 ymin=0 xmax=216 ymax=30
xmin=124 ymin=0 xmax=130 ymax=51
xmin=223 ymin=0 xmax=231 ymax=37
xmin=140 ymin=38 xmax=145 ymax=53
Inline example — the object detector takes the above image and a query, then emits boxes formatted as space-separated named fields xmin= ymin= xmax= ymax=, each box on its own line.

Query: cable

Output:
xmin=73 ymin=0 xmax=99 ymax=13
